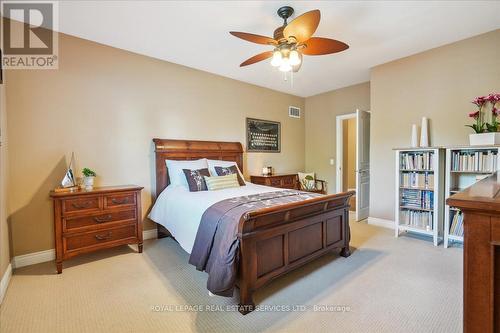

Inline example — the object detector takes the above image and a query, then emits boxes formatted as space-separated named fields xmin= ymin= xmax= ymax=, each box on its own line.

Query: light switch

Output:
xmin=329 ymin=158 xmax=335 ymax=166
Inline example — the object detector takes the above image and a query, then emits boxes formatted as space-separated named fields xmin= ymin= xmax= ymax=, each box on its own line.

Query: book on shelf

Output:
xmin=451 ymin=150 xmax=498 ymax=172
xmin=400 ymin=209 xmax=433 ymax=230
xmin=449 ymin=211 xmax=464 ymax=237
xmin=400 ymin=151 xmax=434 ymax=171
xmin=400 ymin=189 xmax=434 ymax=209
xmin=401 ymin=172 xmax=434 ymax=188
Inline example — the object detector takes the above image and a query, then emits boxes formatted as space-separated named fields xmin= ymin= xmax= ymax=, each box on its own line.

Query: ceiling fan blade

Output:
xmin=230 ymin=31 xmax=277 ymax=45
xmin=283 ymin=9 xmax=320 ymax=43
xmin=301 ymin=37 xmax=349 ymax=55
xmin=240 ymin=51 xmax=274 ymax=67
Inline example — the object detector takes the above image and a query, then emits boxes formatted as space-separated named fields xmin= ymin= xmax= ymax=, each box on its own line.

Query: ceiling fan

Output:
xmin=230 ymin=6 xmax=349 ymax=73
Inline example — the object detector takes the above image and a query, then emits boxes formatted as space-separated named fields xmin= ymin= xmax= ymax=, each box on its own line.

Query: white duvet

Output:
xmin=148 ymin=183 xmax=279 ymax=254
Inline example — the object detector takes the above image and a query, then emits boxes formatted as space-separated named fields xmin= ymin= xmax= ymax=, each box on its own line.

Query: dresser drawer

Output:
xmin=65 ymin=224 xmax=137 ymax=251
xmin=104 ymin=193 xmax=136 ymax=209
xmin=63 ymin=196 xmax=101 ymax=214
xmin=64 ymin=209 xmax=136 ymax=232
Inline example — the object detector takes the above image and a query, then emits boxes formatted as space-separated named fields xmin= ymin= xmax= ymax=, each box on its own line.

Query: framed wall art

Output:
xmin=246 ymin=118 xmax=281 ymax=153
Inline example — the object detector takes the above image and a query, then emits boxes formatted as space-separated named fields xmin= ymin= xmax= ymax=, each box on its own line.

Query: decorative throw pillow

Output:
xmin=214 ymin=166 xmax=245 ymax=186
xmin=204 ymin=174 xmax=240 ymax=191
xmin=183 ymin=168 xmax=210 ymax=192
xmin=298 ymin=172 xmax=316 ymax=191
xmin=207 ymin=160 xmax=245 ymax=184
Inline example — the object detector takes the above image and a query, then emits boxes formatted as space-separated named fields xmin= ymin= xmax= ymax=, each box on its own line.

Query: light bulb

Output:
xmin=271 ymin=50 xmax=283 ymax=67
xmin=289 ymin=50 xmax=301 ymax=66
xmin=279 ymin=57 xmax=292 ymax=72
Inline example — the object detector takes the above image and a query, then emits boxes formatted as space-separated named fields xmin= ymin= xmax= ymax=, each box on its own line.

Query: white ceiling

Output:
xmin=51 ymin=1 xmax=500 ymax=97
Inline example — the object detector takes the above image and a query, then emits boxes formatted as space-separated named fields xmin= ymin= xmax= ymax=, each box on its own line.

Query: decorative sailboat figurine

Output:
xmin=54 ymin=152 xmax=79 ymax=192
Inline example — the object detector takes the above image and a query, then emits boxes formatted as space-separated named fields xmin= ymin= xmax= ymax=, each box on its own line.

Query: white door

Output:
xmin=356 ymin=110 xmax=370 ymax=221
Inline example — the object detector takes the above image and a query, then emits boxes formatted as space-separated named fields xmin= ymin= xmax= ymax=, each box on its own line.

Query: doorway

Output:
xmin=336 ymin=110 xmax=371 ymax=221
xmin=342 ymin=116 xmax=357 ymax=211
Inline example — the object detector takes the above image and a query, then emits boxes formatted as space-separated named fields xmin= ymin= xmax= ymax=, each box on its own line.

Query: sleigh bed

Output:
xmin=150 ymin=138 xmax=354 ymax=314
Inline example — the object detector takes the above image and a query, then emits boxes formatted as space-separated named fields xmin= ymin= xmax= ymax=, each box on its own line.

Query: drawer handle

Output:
xmin=111 ymin=198 xmax=129 ymax=205
xmin=95 ymin=232 xmax=112 ymax=241
xmin=93 ymin=215 xmax=113 ymax=223
xmin=72 ymin=201 xmax=93 ymax=209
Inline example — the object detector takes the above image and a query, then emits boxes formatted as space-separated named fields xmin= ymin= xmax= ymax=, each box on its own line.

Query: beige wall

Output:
xmin=0 ymin=81 xmax=10 ymax=277
xmin=371 ymin=29 xmax=500 ymax=220
xmin=6 ymin=32 xmax=305 ymax=256
xmin=305 ymin=82 xmax=370 ymax=193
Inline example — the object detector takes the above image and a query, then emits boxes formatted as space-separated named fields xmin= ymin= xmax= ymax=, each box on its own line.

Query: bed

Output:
xmin=150 ymin=138 xmax=354 ymax=314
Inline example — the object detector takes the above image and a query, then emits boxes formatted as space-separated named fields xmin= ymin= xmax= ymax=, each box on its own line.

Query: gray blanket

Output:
xmin=188 ymin=189 xmax=320 ymax=296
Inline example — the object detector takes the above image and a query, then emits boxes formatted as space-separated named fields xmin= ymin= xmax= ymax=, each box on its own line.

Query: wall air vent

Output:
xmin=289 ymin=106 xmax=301 ymax=118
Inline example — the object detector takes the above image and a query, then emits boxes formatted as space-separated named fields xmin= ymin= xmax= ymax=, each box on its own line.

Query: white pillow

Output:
xmin=207 ymin=159 xmax=245 ymax=183
xmin=166 ymin=158 xmax=208 ymax=188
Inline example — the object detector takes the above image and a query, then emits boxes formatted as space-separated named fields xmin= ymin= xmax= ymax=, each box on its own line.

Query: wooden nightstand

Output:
xmin=250 ymin=174 xmax=299 ymax=190
xmin=50 ymin=185 xmax=143 ymax=273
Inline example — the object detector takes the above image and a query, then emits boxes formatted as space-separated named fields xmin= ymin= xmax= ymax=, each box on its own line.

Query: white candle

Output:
xmin=420 ymin=117 xmax=429 ymax=147
xmin=411 ymin=124 xmax=419 ymax=147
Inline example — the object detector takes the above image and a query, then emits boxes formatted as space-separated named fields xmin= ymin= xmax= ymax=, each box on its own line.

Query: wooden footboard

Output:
xmin=237 ymin=191 xmax=354 ymax=314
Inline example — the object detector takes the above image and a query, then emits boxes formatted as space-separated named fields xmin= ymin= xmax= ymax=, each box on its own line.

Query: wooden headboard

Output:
xmin=153 ymin=138 xmax=244 ymax=198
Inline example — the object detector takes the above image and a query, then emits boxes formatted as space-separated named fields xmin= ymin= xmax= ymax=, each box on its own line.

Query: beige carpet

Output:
xmin=0 ymin=219 xmax=462 ymax=333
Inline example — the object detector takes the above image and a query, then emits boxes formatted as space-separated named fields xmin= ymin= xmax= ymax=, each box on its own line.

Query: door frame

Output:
xmin=335 ymin=112 xmax=357 ymax=194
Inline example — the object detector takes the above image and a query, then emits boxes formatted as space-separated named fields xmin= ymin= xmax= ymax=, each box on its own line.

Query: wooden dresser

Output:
xmin=447 ymin=173 xmax=500 ymax=333
xmin=50 ymin=185 xmax=143 ymax=273
xmin=250 ymin=174 xmax=298 ymax=190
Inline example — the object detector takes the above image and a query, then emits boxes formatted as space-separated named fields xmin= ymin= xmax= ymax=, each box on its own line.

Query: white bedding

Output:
xmin=148 ymin=183 xmax=279 ymax=254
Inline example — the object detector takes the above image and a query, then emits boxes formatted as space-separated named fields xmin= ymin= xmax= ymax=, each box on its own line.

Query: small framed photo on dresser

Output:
xmin=246 ymin=118 xmax=281 ymax=153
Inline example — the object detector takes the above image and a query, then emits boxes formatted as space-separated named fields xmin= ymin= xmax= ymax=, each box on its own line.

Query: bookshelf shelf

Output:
xmin=448 ymin=235 xmax=464 ymax=242
xmin=400 ymin=206 xmax=434 ymax=212
xmin=395 ymin=148 xmax=444 ymax=246
xmin=399 ymin=186 xmax=434 ymax=191
xmin=398 ymin=225 xmax=434 ymax=236
xmin=400 ymin=169 xmax=434 ymax=173
xmin=444 ymin=146 xmax=500 ymax=248
xmin=450 ymin=170 xmax=492 ymax=174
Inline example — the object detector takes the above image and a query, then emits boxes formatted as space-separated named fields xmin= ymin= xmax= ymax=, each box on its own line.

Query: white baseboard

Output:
xmin=0 ymin=263 xmax=12 ymax=304
xmin=367 ymin=216 xmax=394 ymax=229
xmin=12 ymin=249 xmax=55 ymax=269
xmin=12 ymin=229 xmax=158 ymax=269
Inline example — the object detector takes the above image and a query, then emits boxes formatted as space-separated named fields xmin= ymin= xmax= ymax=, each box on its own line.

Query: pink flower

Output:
xmin=493 ymin=107 xmax=499 ymax=116
xmin=487 ymin=93 xmax=500 ymax=103
xmin=472 ymin=96 xmax=487 ymax=107
xmin=469 ymin=111 xmax=480 ymax=119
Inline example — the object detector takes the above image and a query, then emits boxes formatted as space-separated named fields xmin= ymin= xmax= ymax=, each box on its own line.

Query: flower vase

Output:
xmin=469 ymin=133 xmax=500 ymax=146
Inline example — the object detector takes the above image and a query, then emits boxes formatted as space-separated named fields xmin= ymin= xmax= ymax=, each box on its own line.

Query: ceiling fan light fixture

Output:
xmin=279 ymin=57 xmax=292 ymax=72
xmin=230 ymin=7 xmax=349 ymax=75
xmin=289 ymin=50 xmax=301 ymax=66
xmin=271 ymin=50 xmax=283 ymax=67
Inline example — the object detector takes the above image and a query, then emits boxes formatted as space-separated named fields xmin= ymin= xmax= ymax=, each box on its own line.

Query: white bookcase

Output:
xmin=394 ymin=148 xmax=444 ymax=246
xmin=444 ymin=146 xmax=500 ymax=248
